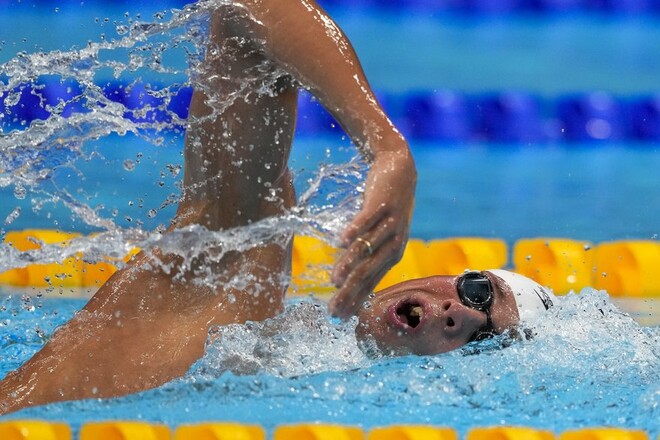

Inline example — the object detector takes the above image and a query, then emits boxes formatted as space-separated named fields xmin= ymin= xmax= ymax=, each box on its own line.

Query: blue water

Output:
xmin=0 ymin=292 xmax=659 ymax=436
xmin=2 ymin=136 xmax=659 ymax=244
xmin=1 ymin=4 xmax=660 ymax=436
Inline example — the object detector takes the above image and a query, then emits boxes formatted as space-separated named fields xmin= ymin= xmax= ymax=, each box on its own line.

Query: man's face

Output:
xmin=356 ymin=271 xmax=520 ymax=356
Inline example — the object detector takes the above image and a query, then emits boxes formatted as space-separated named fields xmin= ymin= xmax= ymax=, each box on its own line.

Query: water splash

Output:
xmin=0 ymin=0 xmax=367 ymax=288
xmin=191 ymin=301 xmax=369 ymax=378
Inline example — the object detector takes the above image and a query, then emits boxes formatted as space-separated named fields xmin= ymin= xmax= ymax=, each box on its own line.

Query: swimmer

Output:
xmin=0 ymin=0 xmax=414 ymax=414
xmin=0 ymin=0 xmax=555 ymax=415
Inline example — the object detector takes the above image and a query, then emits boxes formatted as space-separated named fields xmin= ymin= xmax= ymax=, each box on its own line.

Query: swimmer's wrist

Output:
xmin=367 ymin=133 xmax=413 ymax=166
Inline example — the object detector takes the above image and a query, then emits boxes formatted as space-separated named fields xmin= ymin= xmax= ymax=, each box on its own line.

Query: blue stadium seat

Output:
xmin=556 ymin=92 xmax=625 ymax=142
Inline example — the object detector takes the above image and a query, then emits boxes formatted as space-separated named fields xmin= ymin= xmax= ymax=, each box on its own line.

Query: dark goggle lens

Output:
xmin=458 ymin=272 xmax=493 ymax=310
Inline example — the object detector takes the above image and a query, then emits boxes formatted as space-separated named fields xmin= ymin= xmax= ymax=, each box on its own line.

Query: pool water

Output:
xmin=0 ymin=290 xmax=659 ymax=436
xmin=2 ymin=135 xmax=658 ymax=244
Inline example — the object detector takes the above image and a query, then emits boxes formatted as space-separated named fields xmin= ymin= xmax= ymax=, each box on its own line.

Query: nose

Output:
xmin=439 ymin=299 xmax=487 ymax=339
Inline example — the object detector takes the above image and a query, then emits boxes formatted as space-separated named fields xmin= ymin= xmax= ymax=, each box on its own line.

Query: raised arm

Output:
xmin=235 ymin=0 xmax=417 ymax=318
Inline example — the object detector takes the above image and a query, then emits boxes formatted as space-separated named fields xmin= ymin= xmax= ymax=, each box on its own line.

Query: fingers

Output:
xmin=331 ymin=215 xmax=398 ymax=286
xmin=328 ymin=238 xmax=401 ymax=319
xmin=340 ymin=201 xmax=386 ymax=246
xmin=330 ymin=205 xmax=408 ymax=319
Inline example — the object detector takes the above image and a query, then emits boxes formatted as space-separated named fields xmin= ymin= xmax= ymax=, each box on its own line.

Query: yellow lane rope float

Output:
xmin=0 ymin=230 xmax=659 ymax=296
xmin=0 ymin=421 xmax=654 ymax=440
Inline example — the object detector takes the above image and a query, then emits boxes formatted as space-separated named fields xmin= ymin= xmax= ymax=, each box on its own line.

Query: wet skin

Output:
xmin=356 ymin=271 xmax=520 ymax=356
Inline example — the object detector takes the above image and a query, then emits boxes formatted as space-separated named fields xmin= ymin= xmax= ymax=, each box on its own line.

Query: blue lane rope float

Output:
xmin=4 ymin=80 xmax=660 ymax=143
xmin=556 ymin=92 xmax=627 ymax=142
xmin=5 ymin=0 xmax=660 ymax=15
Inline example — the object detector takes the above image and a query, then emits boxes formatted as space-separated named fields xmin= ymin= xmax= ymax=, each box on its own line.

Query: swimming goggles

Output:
xmin=457 ymin=271 xmax=496 ymax=342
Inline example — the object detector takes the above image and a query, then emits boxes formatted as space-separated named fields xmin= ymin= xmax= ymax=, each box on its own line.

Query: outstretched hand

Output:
xmin=329 ymin=148 xmax=417 ymax=319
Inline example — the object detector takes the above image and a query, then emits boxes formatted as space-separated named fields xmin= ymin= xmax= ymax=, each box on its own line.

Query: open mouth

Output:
xmin=394 ymin=300 xmax=425 ymax=329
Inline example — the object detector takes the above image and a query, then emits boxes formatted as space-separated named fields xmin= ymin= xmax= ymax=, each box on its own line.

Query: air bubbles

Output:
xmin=194 ymin=302 xmax=368 ymax=378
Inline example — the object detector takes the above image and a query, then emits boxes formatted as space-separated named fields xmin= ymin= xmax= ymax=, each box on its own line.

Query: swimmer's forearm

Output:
xmin=240 ymin=0 xmax=407 ymax=159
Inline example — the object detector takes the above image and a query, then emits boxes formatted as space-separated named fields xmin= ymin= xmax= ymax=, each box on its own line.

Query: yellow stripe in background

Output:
xmin=1 ymin=230 xmax=659 ymax=297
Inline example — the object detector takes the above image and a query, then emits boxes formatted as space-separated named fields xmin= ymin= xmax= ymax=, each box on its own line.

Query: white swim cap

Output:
xmin=488 ymin=269 xmax=556 ymax=321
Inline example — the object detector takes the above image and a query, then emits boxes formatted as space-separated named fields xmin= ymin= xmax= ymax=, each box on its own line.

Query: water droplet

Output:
xmin=147 ymin=209 xmax=158 ymax=218
xmin=4 ymin=207 xmax=21 ymax=225
xmin=166 ymin=164 xmax=181 ymax=177
xmin=13 ymin=185 xmax=26 ymax=200
xmin=123 ymin=160 xmax=136 ymax=171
